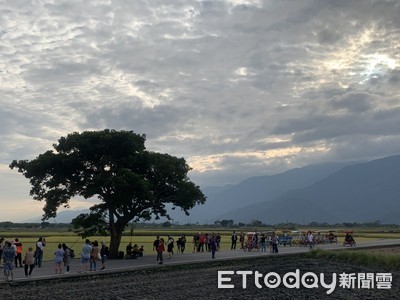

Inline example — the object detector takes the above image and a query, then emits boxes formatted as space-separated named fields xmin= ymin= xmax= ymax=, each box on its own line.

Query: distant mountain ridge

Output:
xmin=168 ymin=161 xmax=352 ymax=223
xmin=23 ymin=155 xmax=400 ymax=225
xmin=216 ymin=155 xmax=400 ymax=224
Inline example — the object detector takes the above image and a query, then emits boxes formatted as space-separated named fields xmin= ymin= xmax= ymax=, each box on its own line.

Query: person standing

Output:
xmin=239 ymin=232 xmax=245 ymax=250
xmin=80 ymin=239 xmax=92 ymax=272
xmin=271 ymin=233 xmax=279 ymax=253
xmin=216 ymin=233 xmax=221 ymax=250
xmin=157 ymin=238 xmax=165 ymax=265
xmin=90 ymin=240 xmax=99 ymax=271
xmin=23 ymin=247 xmax=35 ymax=277
xmin=54 ymin=244 xmax=65 ymax=274
xmin=62 ymin=243 xmax=73 ymax=274
xmin=2 ymin=241 xmax=15 ymax=282
xmin=100 ymin=241 xmax=109 ymax=270
xmin=176 ymin=237 xmax=182 ymax=254
xmin=0 ymin=237 xmax=5 ymax=268
xmin=211 ymin=235 xmax=217 ymax=259
xmin=35 ymin=237 xmax=46 ymax=267
xmin=138 ymin=245 xmax=144 ymax=257
xmin=14 ymin=238 xmax=23 ymax=268
xmin=231 ymin=231 xmax=238 ymax=250
xmin=307 ymin=231 xmax=314 ymax=249
xmin=260 ymin=234 xmax=267 ymax=253
xmin=153 ymin=236 xmax=160 ymax=261
xmin=180 ymin=235 xmax=186 ymax=253
xmin=167 ymin=236 xmax=174 ymax=258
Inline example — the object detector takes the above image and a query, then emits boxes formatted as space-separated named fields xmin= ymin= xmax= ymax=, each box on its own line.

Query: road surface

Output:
xmin=2 ymin=238 xmax=400 ymax=284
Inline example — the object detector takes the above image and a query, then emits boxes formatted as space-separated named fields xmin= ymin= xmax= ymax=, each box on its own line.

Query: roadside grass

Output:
xmin=305 ymin=248 xmax=400 ymax=271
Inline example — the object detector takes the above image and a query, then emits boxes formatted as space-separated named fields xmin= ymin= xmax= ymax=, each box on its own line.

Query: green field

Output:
xmin=1 ymin=226 xmax=399 ymax=262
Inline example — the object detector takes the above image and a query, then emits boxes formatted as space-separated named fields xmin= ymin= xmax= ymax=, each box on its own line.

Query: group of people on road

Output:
xmin=152 ymin=233 xmax=220 ymax=263
xmin=1 ymin=236 xmax=112 ymax=281
xmin=0 ymin=236 xmax=47 ymax=281
xmin=191 ymin=232 xmax=221 ymax=255
xmin=79 ymin=239 xmax=109 ymax=272
xmin=238 ymin=231 xmax=281 ymax=253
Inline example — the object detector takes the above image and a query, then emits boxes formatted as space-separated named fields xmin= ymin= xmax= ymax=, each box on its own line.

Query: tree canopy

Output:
xmin=10 ymin=129 xmax=206 ymax=257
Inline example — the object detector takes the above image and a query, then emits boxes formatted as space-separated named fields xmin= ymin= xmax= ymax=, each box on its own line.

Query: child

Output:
xmin=24 ymin=247 xmax=35 ymax=277
xmin=138 ymin=245 xmax=144 ymax=258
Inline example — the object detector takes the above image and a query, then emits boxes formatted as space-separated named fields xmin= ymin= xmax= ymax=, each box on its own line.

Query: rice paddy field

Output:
xmin=1 ymin=226 xmax=399 ymax=261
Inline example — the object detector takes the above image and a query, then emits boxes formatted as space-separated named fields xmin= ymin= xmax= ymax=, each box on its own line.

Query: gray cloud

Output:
xmin=1 ymin=0 xmax=400 ymax=220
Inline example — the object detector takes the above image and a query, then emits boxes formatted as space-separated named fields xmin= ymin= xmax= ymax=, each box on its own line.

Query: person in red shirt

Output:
xmin=157 ymin=238 xmax=165 ymax=264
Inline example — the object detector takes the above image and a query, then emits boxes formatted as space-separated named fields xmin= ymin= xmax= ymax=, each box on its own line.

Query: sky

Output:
xmin=1 ymin=0 xmax=399 ymax=222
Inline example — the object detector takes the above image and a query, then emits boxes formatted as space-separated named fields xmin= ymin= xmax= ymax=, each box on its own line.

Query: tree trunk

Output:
xmin=109 ymin=224 xmax=124 ymax=259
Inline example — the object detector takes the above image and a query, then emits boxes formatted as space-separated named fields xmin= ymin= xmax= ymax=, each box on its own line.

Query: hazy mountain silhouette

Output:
xmin=216 ymin=155 xmax=400 ymax=224
xmin=24 ymin=155 xmax=400 ymax=225
xmin=172 ymin=161 xmax=352 ymax=224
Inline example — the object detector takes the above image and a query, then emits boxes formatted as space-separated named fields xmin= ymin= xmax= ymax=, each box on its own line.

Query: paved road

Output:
xmin=3 ymin=238 xmax=400 ymax=284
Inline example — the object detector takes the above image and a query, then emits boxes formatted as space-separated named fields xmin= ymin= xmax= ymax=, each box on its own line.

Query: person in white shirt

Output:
xmin=34 ymin=237 xmax=46 ymax=267
xmin=307 ymin=232 xmax=314 ymax=249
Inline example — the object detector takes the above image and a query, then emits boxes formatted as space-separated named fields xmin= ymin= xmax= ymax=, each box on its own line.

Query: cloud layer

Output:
xmin=1 ymin=0 xmax=399 ymax=220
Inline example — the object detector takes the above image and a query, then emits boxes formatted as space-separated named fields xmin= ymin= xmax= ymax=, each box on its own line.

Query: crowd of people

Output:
xmin=0 ymin=236 xmax=111 ymax=281
xmin=151 ymin=232 xmax=224 ymax=263
xmin=0 ymin=230 xmax=301 ymax=282
xmin=0 ymin=237 xmax=50 ymax=281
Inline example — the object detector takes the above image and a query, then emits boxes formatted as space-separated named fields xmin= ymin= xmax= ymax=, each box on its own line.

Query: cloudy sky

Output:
xmin=1 ymin=0 xmax=399 ymax=221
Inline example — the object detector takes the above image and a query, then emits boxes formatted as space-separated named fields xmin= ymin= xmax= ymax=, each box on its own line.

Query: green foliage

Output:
xmin=9 ymin=129 xmax=206 ymax=257
xmin=248 ymin=219 xmax=264 ymax=227
xmin=162 ymin=221 xmax=172 ymax=227
xmin=214 ymin=219 xmax=235 ymax=227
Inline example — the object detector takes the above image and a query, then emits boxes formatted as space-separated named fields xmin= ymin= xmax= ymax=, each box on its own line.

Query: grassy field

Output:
xmin=1 ymin=226 xmax=399 ymax=262
xmin=305 ymin=247 xmax=400 ymax=270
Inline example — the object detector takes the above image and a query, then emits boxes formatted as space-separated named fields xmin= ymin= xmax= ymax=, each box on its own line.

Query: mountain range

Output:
xmin=27 ymin=155 xmax=400 ymax=225
xmin=213 ymin=155 xmax=400 ymax=224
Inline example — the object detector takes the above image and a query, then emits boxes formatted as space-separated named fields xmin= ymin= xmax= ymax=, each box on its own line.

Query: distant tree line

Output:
xmin=212 ymin=219 xmax=399 ymax=229
xmin=1 ymin=219 xmax=397 ymax=231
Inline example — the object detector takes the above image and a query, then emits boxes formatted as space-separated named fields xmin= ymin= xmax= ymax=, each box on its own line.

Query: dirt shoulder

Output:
xmin=2 ymin=252 xmax=398 ymax=300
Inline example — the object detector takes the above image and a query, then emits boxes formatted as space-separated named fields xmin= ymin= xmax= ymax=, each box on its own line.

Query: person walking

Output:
xmin=23 ymin=247 xmax=35 ymax=277
xmin=180 ymin=235 xmax=186 ymax=253
xmin=167 ymin=236 xmax=174 ymax=258
xmin=157 ymin=238 xmax=165 ymax=264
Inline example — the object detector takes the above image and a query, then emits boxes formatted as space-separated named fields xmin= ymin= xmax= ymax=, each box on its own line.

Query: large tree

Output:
xmin=10 ymin=129 xmax=206 ymax=257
